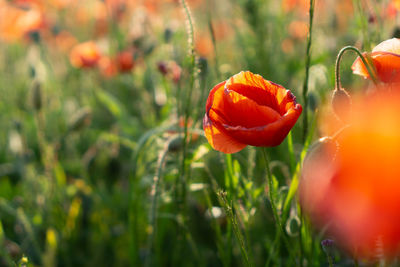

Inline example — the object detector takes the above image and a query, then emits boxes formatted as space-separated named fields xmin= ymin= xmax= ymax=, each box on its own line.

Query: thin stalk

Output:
xmin=353 ymin=0 xmax=371 ymax=51
xmin=175 ymin=2 xmax=197 ymax=262
xmin=203 ymin=189 xmax=229 ymax=267
xmin=179 ymin=0 xmax=197 ymax=207
xmin=217 ymin=191 xmax=252 ymax=267
xmin=262 ymin=148 xmax=296 ymax=264
xmin=302 ymin=0 xmax=315 ymax=142
xmin=335 ymin=45 xmax=378 ymax=89
xmin=327 ymin=253 xmax=334 ymax=267
xmin=144 ymin=144 xmax=169 ymax=267
xmin=208 ymin=16 xmax=221 ymax=80
xmin=265 ymin=229 xmax=281 ymax=266
xmin=287 ymin=131 xmax=295 ymax=173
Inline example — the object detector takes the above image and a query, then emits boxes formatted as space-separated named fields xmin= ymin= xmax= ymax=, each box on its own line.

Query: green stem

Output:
xmin=217 ymin=191 xmax=251 ymax=267
xmin=144 ymin=144 xmax=169 ymax=267
xmin=335 ymin=45 xmax=378 ymax=89
xmin=261 ymin=148 xmax=279 ymax=227
xmin=287 ymin=131 xmax=295 ymax=173
xmin=302 ymin=0 xmax=315 ymax=142
xmin=262 ymin=148 xmax=296 ymax=264
xmin=179 ymin=0 xmax=197 ymax=207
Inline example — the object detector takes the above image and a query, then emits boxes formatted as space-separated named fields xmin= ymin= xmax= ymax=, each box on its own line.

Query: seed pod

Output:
xmin=67 ymin=107 xmax=92 ymax=132
xmin=30 ymin=80 xmax=42 ymax=111
xmin=331 ymin=88 xmax=352 ymax=122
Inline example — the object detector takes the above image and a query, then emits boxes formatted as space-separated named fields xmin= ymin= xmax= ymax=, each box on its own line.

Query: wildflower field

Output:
xmin=2 ymin=0 xmax=400 ymax=266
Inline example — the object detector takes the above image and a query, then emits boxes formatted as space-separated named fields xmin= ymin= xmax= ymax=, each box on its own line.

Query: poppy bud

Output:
xmin=157 ymin=61 xmax=168 ymax=76
xmin=331 ymin=88 xmax=351 ymax=122
xmin=30 ymin=80 xmax=42 ymax=111
xmin=392 ymin=27 xmax=400 ymax=38
xmin=164 ymin=28 xmax=173 ymax=43
xmin=67 ymin=107 xmax=92 ymax=132
xmin=321 ymin=239 xmax=335 ymax=252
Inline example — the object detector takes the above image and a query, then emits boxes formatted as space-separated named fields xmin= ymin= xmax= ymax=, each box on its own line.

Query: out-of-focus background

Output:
xmin=0 ymin=0 xmax=397 ymax=266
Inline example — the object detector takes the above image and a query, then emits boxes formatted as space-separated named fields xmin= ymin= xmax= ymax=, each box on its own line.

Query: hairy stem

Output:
xmin=335 ymin=45 xmax=378 ymax=90
xmin=302 ymin=0 xmax=315 ymax=142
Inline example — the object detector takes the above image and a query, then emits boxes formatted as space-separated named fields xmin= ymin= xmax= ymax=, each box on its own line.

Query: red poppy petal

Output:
xmin=225 ymin=71 xmax=294 ymax=115
xmin=203 ymin=113 xmax=246 ymax=154
xmin=206 ymin=81 xmax=226 ymax=113
xmin=371 ymin=52 xmax=400 ymax=83
xmin=352 ymin=52 xmax=400 ymax=83
xmin=209 ymin=85 xmax=282 ymax=128
xmin=223 ymin=104 xmax=302 ymax=147
xmin=351 ymin=54 xmax=370 ymax=79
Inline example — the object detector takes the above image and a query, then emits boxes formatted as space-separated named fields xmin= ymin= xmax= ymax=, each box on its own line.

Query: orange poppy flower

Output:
xmin=0 ymin=3 xmax=45 ymax=42
xmin=300 ymin=89 xmax=400 ymax=259
xmin=69 ymin=41 xmax=101 ymax=69
xmin=203 ymin=71 xmax=302 ymax=154
xmin=116 ymin=51 xmax=135 ymax=73
xmin=352 ymin=38 xmax=400 ymax=83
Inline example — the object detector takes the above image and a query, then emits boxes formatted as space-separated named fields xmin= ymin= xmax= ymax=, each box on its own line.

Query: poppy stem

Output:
xmin=261 ymin=148 xmax=296 ymax=263
xmin=302 ymin=0 xmax=315 ymax=142
xmin=217 ymin=191 xmax=252 ymax=267
xmin=144 ymin=142 xmax=169 ymax=267
xmin=335 ymin=46 xmax=378 ymax=90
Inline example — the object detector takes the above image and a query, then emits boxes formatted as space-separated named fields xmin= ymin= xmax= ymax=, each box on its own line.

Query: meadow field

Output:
xmin=1 ymin=0 xmax=400 ymax=266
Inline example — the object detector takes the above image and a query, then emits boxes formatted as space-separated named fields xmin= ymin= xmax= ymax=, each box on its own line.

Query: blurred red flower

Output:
xmin=157 ymin=61 xmax=182 ymax=83
xmin=300 ymin=89 xmax=400 ymax=259
xmin=352 ymin=38 xmax=400 ymax=83
xmin=69 ymin=41 xmax=101 ymax=69
xmin=203 ymin=71 xmax=302 ymax=154
xmin=116 ymin=51 xmax=135 ymax=73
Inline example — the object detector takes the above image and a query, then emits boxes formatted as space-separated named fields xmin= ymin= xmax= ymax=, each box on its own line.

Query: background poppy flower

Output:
xmin=69 ymin=41 xmax=101 ymax=68
xmin=116 ymin=51 xmax=135 ymax=73
xmin=300 ymin=90 xmax=400 ymax=259
xmin=352 ymin=38 xmax=400 ymax=83
xmin=203 ymin=71 xmax=302 ymax=154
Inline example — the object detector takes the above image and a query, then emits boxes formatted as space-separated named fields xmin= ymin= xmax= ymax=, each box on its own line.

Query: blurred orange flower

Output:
xmin=288 ymin=20 xmax=308 ymax=40
xmin=393 ymin=0 xmax=400 ymax=10
xmin=300 ymin=89 xmax=400 ymax=259
xmin=195 ymin=34 xmax=213 ymax=58
xmin=0 ymin=3 xmax=45 ymax=42
xmin=69 ymin=41 xmax=101 ymax=69
xmin=52 ymin=31 xmax=78 ymax=53
xmin=203 ymin=71 xmax=302 ymax=154
xmin=282 ymin=0 xmax=309 ymax=14
xmin=352 ymin=38 xmax=400 ymax=83
xmin=98 ymin=56 xmax=118 ymax=78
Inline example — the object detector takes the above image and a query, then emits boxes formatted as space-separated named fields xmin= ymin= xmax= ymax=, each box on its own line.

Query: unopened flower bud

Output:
xmin=30 ymin=80 xmax=42 ymax=111
xmin=331 ymin=88 xmax=352 ymax=122
xmin=157 ymin=61 xmax=168 ymax=76
xmin=321 ymin=239 xmax=334 ymax=249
